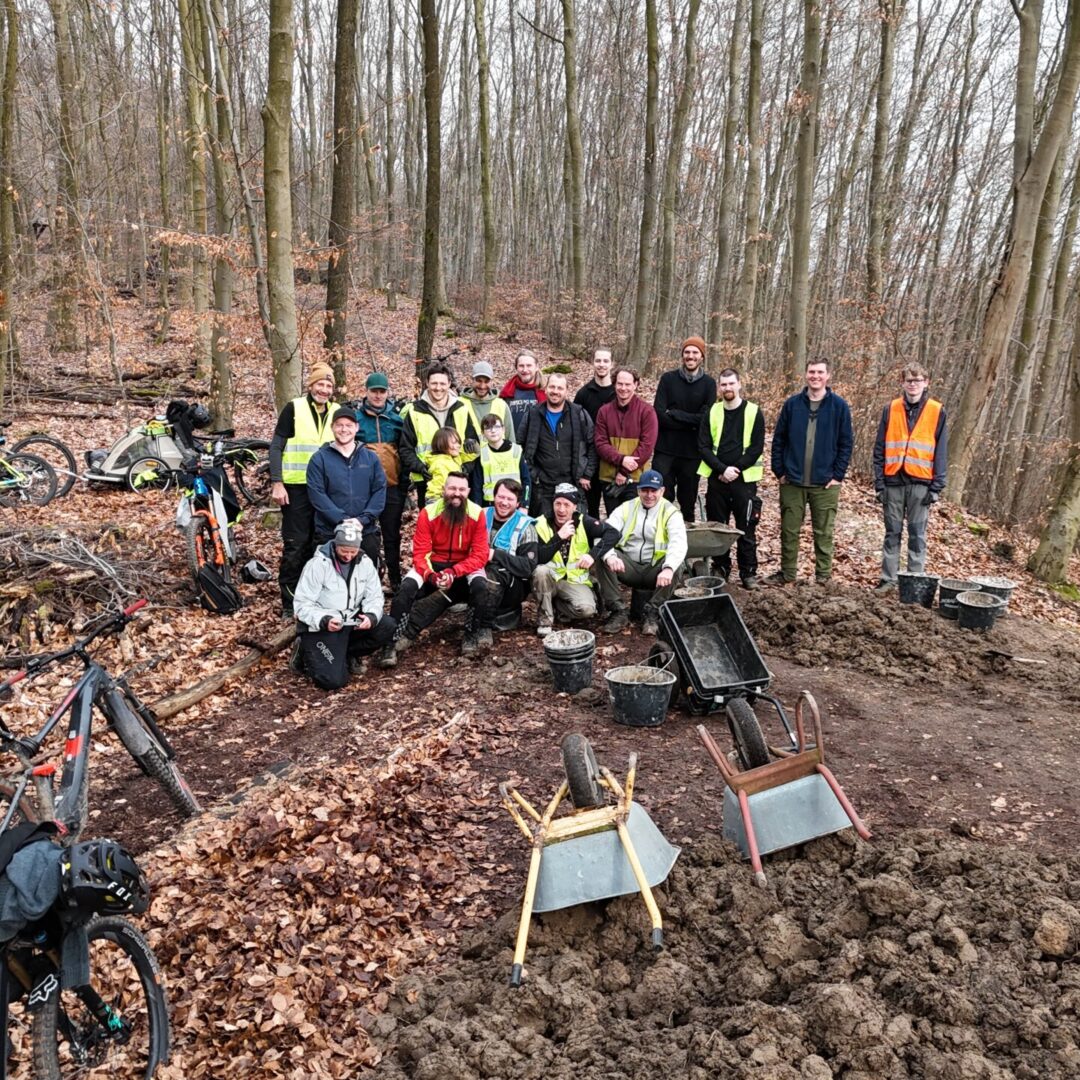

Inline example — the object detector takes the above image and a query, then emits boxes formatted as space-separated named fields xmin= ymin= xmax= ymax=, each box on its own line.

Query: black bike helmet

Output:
xmin=188 ymin=403 xmax=211 ymax=429
xmin=60 ymin=840 xmax=150 ymax=915
xmin=240 ymin=558 xmax=272 ymax=583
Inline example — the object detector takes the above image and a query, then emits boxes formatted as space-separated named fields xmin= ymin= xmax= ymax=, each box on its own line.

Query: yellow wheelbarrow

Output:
xmin=499 ymin=734 xmax=680 ymax=987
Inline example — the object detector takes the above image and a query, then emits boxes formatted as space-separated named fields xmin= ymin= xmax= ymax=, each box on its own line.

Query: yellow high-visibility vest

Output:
xmin=697 ymin=401 xmax=762 ymax=482
xmin=282 ymin=397 xmax=340 ymax=484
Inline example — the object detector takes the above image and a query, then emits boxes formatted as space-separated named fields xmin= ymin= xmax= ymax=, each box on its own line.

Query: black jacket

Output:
xmin=536 ymin=512 xmax=619 ymax=565
xmin=654 ymin=369 xmax=718 ymax=458
xmin=519 ymin=403 xmax=596 ymax=489
xmin=573 ymin=380 xmax=616 ymax=422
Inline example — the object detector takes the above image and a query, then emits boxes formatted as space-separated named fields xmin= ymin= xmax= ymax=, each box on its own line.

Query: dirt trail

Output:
xmin=372 ymin=830 xmax=1080 ymax=1079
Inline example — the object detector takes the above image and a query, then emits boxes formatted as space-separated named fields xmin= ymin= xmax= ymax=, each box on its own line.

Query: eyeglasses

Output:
xmin=903 ymin=378 xmax=926 ymax=385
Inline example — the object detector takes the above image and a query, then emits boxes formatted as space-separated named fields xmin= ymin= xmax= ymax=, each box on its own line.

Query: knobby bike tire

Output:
xmin=0 ymin=452 xmax=58 ymax=507
xmin=725 ymin=698 xmax=770 ymax=771
xmin=109 ymin=697 xmax=201 ymax=818
xmin=560 ymin=733 xmax=605 ymax=809
xmin=10 ymin=435 xmax=78 ymax=498
xmin=32 ymin=915 xmax=171 ymax=1080
xmin=233 ymin=451 xmax=271 ymax=506
xmin=182 ymin=513 xmax=214 ymax=581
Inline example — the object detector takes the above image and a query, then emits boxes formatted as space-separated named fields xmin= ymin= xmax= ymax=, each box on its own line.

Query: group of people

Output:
xmin=268 ymin=345 xmax=947 ymax=690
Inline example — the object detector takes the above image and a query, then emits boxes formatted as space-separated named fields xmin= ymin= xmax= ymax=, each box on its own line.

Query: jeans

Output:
xmin=778 ymin=483 xmax=840 ymax=581
xmin=881 ymin=483 xmax=931 ymax=583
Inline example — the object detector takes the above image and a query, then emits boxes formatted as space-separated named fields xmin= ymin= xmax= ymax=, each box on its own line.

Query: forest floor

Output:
xmin=1 ymin=288 xmax=1079 ymax=1077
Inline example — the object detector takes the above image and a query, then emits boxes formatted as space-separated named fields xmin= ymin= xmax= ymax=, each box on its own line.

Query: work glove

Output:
xmin=875 ymin=489 xmax=885 ymax=505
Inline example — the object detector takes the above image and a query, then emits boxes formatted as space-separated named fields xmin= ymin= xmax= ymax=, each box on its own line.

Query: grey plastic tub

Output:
xmin=956 ymin=590 xmax=1004 ymax=631
xmin=938 ymin=579 xmax=981 ymax=620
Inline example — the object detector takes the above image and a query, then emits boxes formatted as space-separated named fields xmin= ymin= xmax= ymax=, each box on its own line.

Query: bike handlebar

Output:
xmin=0 ymin=599 xmax=149 ymax=693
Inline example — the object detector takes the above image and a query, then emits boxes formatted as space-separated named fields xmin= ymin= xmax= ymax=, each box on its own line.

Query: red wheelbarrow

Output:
xmin=698 ymin=691 xmax=871 ymax=886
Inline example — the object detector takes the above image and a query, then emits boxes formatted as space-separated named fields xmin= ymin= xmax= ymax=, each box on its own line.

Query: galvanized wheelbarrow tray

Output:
xmin=698 ymin=691 xmax=871 ymax=886
xmin=684 ymin=521 xmax=742 ymax=577
xmin=499 ymin=735 xmax=680 ymax=987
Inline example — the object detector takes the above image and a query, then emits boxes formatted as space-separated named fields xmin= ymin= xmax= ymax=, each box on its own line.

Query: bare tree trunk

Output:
xmin=736 ymin=0 xmax=763 ymax=356
xmin=416 ymin=0 xmax=441 ymax=361
xmin=949 ymin=0 xmax=1080 ymax=500
xmin=707 ymin=0 xmax=746 ymax=358
xmin=629 ymin=0 xmax=658 ymax=369
xmin=46 ymin=0 xmax=82 ymax=353
xmin=473 ymin=0 xmax=496 ymax=323
xmin=324 ymin=0 xmax=358 ymax=385
xmin=560 ymin=0 xmax=584 ymax=327
xmin=650 ymin=0 xmax=700 ymax=363
xmin=0 ymin=0 xmax=18 ymax=389
xmin=384 ymin=0 xmax=396 ymax=293
xmin=866 ymin=0 xmax=903 ymax=302
xmin=784 ymin=0 xmax=822 ymax=386
xmin=264 ymin=0 xmax=301 ymax=409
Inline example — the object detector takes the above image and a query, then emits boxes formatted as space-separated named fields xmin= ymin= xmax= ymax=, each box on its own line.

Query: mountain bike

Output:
xmin=127 ymin=434 xmax=269 ymax=507
xmin=0 ymin=599 xmax=201 ymax=836
xmin=9 ymin=433 xmax=78 ymax=500
xmin=0 ymin=425 xmax=58 ymax=508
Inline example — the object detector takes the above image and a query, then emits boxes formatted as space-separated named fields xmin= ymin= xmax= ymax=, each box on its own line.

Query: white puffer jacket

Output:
xmin=293 ymin=542 xmax=384 ymax=633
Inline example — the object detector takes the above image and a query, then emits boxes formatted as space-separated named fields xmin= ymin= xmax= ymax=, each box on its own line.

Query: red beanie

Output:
xmin=682 ymin=336 xmax=707 ymax=356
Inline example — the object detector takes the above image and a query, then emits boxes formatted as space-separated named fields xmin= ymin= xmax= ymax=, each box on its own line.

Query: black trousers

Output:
xmin=392 ymin=573 xmax=492 ymax=636
xmin=380 ymin=484 xmax=407 ymax=587
xmin=653 ymin=452 xmax=701 ymax=522
xmin=279 ymin=483 xmax=316 ymax=608
xmin=705 ymin=477 xmax=758 ymax=581
xmin=299 ymin=617 xmax=396 ymax=690
xmin=584 ymin=471 xmax=603 ymax=518
xmin=602 ymin=479 xmax=638 ymax=515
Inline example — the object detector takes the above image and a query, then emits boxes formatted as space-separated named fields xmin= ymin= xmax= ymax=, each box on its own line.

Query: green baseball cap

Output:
xmin=366 ymin=371 xmax=390 ymax=390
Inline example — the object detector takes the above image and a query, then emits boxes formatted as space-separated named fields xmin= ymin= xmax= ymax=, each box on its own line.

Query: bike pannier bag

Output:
xmin=195 ymin=565 xmax=243 ymax=614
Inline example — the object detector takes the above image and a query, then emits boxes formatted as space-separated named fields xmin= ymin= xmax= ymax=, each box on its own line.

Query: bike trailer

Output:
xmin=84 ymin=401 xmax=208 ymax=484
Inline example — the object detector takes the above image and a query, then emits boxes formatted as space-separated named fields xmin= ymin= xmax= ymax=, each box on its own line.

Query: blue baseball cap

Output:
xmin=637 ymin=470 xmax=664 ymax=489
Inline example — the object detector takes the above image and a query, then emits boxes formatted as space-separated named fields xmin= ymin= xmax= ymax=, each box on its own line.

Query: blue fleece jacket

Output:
xmin=770 ymin=388 xmax=854 ymax=486
xmin=306 ymin=442 xmax=387 ymax=537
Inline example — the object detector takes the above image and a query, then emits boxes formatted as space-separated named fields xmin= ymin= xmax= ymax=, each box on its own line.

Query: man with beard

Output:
xmin=479 ymin=478 xmax=539 ymax=635
xmin=574 ymin=348 xmax=616 ymax=516
xmin=499 ymin=350 xmax=547 ymax=439
xmin=595 ymin=368 xmax=659 ymax=512
xmin=532 ymin=483 xmax=619 ymax=636
xmin=269 ymin=362 xmax=341 ymax=618
xmin=518 ymin=372 xmax=596 ymax=518
xmin=399 ymin=363 xmax=479 ymax=507
xmin=378 ymin=472 xmax=492 ymax=665
xmin=653 ymin=336 xmax=717 ymax=520
xmin=697 ymin=367 xmax=766 ymax=590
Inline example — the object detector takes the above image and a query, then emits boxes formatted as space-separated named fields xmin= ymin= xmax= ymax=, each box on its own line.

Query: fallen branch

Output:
xmin=150 ymin=624 xmax=295 ymax=719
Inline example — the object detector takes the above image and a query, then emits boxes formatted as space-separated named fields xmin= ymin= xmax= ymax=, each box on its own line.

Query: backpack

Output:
xmin=195 ymin=565 xmax=243 ymax=615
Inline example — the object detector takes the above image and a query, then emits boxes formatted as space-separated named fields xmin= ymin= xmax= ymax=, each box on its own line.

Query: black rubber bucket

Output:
xmin=938 ymin=578 xmax=981 ymax=620
xmin=970 ymin=576 xmax=1017 ymax=615
xmin=956 ymin=590 xmax=1004 ymax=631
xmin=548 ymin=654 xmax=594 ymax=693
xmin=684 ymin=575 xmax=727 ymax=594
xmin=543 ymin=629 xmax=596 ymax=663
xmin=897 ymin=571 xmax=940 ymax=608
xmin=606 ymin=665 xmax=677 ymax=727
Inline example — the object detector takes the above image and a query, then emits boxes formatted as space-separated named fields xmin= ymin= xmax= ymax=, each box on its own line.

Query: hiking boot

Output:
xmin=741 ymin=575 xmax=760 ymax=591
xmin=281 ymin=605 xmax=294 ymax=621
xmin=461 ymin=628 xmax=481 ymax=658
xmin=641 ymin=614 xmax=659 ymax=637
xmin=603 ymin=609 xmax=629 ymax=634
xmin=287 ymin=638 xmax=304 ymax=674
xmin=349 ymin=656 xmax=369 ymax=677
xmin=376 ymin=643 xmax=398 ymax=669
xmin=537 ymin=620 xmax=553 ymax=637
xmin=762 ymin=571 xmax=793 ymax=587
xmin=477 ymin=627 xmax=494 ymax=652
xmin=873 ymin=580 xmax=896 ymax=595
xmin=394 ymin=633 xmax=415 ymax=655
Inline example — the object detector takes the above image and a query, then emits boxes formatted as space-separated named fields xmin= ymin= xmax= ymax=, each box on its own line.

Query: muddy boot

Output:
xmin=287 ymin=638 xmax=304 ymax=674
xmin=376 ymin=643 xmax=397 ymax=669
xmin=461 ymin=627 xmax=481 ymax=658
xmin=349 ymin=655 xmax=369 ymax=677
xmin=640 ymin=607 xmax=659 ymax=637
xmin=477 ymin=627 xmax=494 ymax=652
xmin=603 ymin=608 xmax=629 ymax=634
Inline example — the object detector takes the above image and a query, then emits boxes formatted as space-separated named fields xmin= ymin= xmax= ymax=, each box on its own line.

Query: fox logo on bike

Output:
xmin=28 ymin=972 xmax=59 ymax=1011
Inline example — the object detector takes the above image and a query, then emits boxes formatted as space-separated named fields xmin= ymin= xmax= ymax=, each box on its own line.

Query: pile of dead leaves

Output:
xmin=145 ymin=718 xmax=505 ymax=1078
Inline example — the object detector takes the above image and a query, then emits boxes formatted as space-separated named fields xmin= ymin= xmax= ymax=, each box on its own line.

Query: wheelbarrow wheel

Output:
xmin=560 ymin=733 xmax=605 ymax=809
xmin=726 ymin=698 xmax=770 ymax=770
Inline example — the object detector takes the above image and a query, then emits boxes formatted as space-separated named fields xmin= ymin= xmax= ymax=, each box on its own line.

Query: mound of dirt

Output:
xmin=739 ymin=585 xmax=1080 ymax=700
xmin=372 ymin=831 xmax=1080 ymax=1079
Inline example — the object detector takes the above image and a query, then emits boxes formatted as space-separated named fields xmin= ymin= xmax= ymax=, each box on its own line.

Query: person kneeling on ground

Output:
xmin=532 ymin=483 xmax=619 ymax=637
xmin=595 ymin=469 xmax=687 ymax=637
xmin=290 ymin=520 xmax=395 ymax=690
xmin=482 ymin=478 xmax=539 ymax=631
xmin=380 ymin=472 xmax=492 ymax=665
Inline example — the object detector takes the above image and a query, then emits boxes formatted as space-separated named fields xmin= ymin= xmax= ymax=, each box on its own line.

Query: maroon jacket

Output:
xmin=594 ymin=396 xmax=659 ymax=482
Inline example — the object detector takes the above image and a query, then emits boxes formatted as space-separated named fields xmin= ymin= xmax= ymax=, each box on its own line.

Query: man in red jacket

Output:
xmin=378 ymin=472 xmax=492 ymax=664
xmin=595 ymin=368 xmax=659 ymax=512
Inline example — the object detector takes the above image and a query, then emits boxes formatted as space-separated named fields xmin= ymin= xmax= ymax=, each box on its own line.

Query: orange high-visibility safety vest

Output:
xmin=884 ymin=398 xmax=942 ymax=481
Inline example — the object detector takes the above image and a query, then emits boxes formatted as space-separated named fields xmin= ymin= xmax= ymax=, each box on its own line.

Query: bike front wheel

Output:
xmin=10 ymin=435 xmax=78 ymax=498
xmin=183 ymin=512 xmax=215 ymax=580
xmin=0 ymin=452 xmax=58 ymax=507
xmin=32 ymin=915 xmax=171 ymax=1079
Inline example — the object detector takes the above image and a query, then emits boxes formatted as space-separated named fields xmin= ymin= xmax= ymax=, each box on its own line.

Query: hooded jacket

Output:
xmin=293 ymin=542 xmax=384 ymax=633
xmin=306 ymin=441 xmax=387 ymax=538
xmin=399 ymin=392 xmax=479 ymax=482
xmin=499 ymin=376 xmax=546 ymax=438
xmin=461 ymin=387 xmax=517 ymax=445
xmin=412 ymin=499 xmax=489 ymax=581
